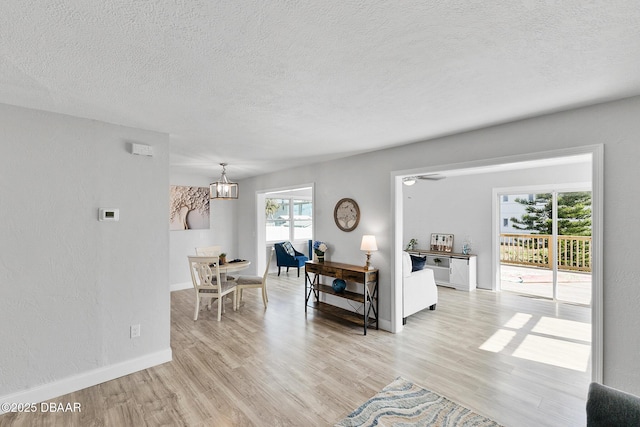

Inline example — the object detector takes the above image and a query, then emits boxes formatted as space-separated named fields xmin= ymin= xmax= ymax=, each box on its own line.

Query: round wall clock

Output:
xmin=334 ymin=198 xmax=360 ymax=232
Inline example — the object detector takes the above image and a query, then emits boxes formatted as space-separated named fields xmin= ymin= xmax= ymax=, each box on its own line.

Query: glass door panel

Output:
xmin=555 ymin=191 xmax=592 ymax=305
xmin=499 ymin=193 xmax=553 ymax=299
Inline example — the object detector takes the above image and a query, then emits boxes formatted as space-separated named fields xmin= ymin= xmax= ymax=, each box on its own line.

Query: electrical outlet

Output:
xmin=130 ymin=324 xmax=141 ymax=338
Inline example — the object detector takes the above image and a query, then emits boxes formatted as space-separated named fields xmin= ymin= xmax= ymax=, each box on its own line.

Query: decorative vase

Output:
xmin=317 ymin=254 xmax=324 ymax=263
xmin=332 ymin=279 xmax=346 ymax=293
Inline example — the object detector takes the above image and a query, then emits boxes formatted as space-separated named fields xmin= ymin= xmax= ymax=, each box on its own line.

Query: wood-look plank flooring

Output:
xmin=1 ymin=272 xmax=591 ymax=427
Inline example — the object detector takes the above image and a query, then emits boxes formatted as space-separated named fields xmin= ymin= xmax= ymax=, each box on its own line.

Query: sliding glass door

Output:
xmin=499 ymin=190 xmax=592 ymax=305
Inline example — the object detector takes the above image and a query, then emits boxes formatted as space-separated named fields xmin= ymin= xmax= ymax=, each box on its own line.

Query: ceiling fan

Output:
xmin=403 ymin=174 xmax=446 ymax=186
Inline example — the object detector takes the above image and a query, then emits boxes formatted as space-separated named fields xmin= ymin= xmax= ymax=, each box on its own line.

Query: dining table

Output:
xmin=217 ymin=260 xmax=251 ymax=281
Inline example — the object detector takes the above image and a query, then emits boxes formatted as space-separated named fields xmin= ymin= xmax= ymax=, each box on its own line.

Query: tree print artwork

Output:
xmin=169 ymin=186 xmax=210 ymax=230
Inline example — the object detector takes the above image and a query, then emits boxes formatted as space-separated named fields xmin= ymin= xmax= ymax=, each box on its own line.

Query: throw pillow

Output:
xmin=282 ymin=241 xmax=296 ymax=257
xmin=410 ymin=255 xmax=427 ymax=272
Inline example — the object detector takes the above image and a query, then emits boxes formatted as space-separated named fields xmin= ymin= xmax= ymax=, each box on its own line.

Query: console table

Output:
xmin=305 ymin=260 xmax=378 ymax=335
xmin=407 ymin=249 xmax=477 ymax=291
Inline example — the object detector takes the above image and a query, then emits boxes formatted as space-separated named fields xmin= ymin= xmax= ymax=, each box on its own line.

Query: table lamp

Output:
xmin=360 ymin=235 xmax=378 ymax=270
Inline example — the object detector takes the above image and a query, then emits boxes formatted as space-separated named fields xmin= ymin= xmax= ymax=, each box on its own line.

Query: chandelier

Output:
xmin=210 ymin=163 xmax=239 ymax=200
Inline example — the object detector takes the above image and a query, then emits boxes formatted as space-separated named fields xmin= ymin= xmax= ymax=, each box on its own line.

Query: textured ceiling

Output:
xmin=1 ymin=1 xmax=639 ymax=179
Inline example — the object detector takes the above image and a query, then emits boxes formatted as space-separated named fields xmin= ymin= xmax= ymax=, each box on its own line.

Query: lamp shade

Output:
xmin=360 ymin=235 xmax=378 ymax=252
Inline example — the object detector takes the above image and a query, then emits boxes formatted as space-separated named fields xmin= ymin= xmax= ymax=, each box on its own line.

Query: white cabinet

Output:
xmin=408 ymin=250 xmax=477 ymax=291
xmin=449 ymin=258 xmax=468 ymax=288
xmin=449 ymin=257 xmax=476 ymax=291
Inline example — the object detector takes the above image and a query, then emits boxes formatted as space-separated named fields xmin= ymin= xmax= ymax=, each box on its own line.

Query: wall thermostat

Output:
xmin=99 ymin=208 xmax=120 ymax=221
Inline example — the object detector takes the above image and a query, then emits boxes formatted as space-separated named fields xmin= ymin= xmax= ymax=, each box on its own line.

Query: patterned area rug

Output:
xmin=335 ymin=377 xmax=502 ymax=427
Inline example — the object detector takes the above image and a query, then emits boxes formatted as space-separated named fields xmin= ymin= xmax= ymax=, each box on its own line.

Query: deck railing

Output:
xmin=500 ymin=233 xmax=591 ymax=272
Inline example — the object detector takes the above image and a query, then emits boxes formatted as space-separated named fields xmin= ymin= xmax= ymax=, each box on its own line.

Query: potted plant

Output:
xmin=406 ymin=238 xmax=418 ymax=251
xmin=433 ymin=258 xmax=442 ymax=266
xmin=219 ymin=253 xmax=227 ymax=265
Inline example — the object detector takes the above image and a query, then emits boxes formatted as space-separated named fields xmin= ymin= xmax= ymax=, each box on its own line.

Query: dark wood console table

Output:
xmin=305 ymin=260 xmax=378 ymax=335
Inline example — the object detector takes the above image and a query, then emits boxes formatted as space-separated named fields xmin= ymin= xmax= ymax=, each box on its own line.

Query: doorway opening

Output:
xmin=256 ymin=185 xmax=314 ymax=276
xmin=393 ymin=145 xmax=602 ymax=383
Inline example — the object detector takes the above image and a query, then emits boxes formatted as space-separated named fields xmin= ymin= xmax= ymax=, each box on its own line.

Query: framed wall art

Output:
xmin=169 ymin=185 xmax=210 ymax=230
xmin=334 ymin=198 xmax=360 ymax=232
xmin=430 ymin=233 xmax=453 ymax=252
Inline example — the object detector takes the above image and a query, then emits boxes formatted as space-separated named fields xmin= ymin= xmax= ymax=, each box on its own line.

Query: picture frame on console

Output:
xmin=430 ymin=233 xmax=453 ymax=252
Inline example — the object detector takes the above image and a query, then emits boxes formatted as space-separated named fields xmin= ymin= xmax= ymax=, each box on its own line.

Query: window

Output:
xmin=266 ymin=197 xmax=312 ymax=242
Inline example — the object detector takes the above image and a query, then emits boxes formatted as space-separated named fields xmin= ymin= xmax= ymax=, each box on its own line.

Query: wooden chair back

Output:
xmin=188 ymin=256 xmax=223 ymax=291
xmin=195 ymin=245 xmax=222 ymax=257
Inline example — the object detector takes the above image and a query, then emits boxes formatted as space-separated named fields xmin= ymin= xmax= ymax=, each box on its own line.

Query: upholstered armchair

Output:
xmin=587 ymin=382 xmax=640 ymax=426
xmin=274 ymin=241 xmax=309 ymax=277
xmin=402 ymin=251 xmax=438 ymax=324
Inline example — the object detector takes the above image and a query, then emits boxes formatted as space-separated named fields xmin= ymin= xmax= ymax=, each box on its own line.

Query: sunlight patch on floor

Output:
xmin=479 ymin=329 xmax=517 ymax=353
xmin=513 ymin=335 xmax=590 ymax=372
xmin=504 ymin=312 xmax=532 ymax=329
xmin=479 ymin=312 xmax=591 ymax=372
xmin=531 ymin=316 xmax=591 ymax=342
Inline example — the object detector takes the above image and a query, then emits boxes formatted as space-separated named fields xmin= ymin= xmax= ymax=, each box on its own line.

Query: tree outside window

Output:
xmin=266 ymin=197 xmax=312 ymax=242
xmin=509 ymin=192 xmax=592 ymax=236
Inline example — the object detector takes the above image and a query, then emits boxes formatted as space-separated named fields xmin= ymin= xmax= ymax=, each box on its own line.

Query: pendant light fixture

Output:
xmin=210 ymin=163 xmax=239 ymax=200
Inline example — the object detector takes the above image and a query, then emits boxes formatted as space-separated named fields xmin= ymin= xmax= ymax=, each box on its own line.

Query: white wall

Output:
xmin=0 ymin=104 xmax=171 ymax=402
xmin=234 ymin=96 xmax=640 ymax=394
xmin=168 ymin=173 xmax=238 ymax=289
xmin=403 ymin=162 xmax=592 ymax=289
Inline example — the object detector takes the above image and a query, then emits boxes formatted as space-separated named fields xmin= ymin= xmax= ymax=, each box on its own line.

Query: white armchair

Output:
xmin=402 ymin=251 xmax=438 ymax=324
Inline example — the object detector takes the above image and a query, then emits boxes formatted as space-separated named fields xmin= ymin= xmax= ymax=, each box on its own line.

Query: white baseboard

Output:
xmin=170 ymin=281 xmax=192 ymax=292
xmin=0 ymin=348 xmax=172 ymax=413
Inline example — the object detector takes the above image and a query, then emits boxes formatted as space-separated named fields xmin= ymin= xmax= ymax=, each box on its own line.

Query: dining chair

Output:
xmin=195 ymin=245 xmax=222 ymax=256
xmin=235 ymin=247 xmax=274 ymax=309
xmin=188 ymin=256 xmax=237 ymax=321
xmin=194 ymin=246 xmax=236 ymax=281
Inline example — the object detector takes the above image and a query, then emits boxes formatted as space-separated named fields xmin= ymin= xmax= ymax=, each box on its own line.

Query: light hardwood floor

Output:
xmin=1 ymin=272 xmax=591 ymax=426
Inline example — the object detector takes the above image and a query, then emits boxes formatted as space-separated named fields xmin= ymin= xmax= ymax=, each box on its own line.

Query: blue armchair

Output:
xmin=274 ymin=241 xmax=309 ymax=277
